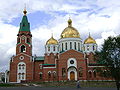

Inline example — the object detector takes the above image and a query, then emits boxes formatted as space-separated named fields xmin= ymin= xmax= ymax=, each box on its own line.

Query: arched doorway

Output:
xmin=70 ymin=71 xmax=75 ymax=80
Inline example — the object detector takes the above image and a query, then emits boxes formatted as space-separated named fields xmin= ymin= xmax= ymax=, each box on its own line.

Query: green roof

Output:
xmin=34 ymin=56 xmax=44 ymax=61
xmin=43 ymin=64 xmax=55 ymax=66
xmin=19 ymin=15 xmax=30 ymax=32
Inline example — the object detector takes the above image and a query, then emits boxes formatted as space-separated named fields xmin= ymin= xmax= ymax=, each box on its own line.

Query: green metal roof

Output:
xmin=34 ymin=56 xmax=44 ymax=61
xmin=43 ymin=64 xmax=55 ymax=66
xmin=19 ymin=15 xmax=30 ymax=32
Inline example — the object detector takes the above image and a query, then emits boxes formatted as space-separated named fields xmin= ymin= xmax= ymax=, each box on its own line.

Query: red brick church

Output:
xmin=9 ymin=9 xmax=106 ymax=83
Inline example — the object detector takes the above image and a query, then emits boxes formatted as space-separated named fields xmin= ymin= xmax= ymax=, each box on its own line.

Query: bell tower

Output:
xmin=16 ymin=8 xmax=32 ymax=56
xmin=9 ymin=8 xmax=33 ymax=83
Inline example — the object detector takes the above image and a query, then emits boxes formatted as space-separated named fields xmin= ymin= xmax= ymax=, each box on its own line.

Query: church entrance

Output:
xmin=70 ymin=71 xmax=75 ymax=80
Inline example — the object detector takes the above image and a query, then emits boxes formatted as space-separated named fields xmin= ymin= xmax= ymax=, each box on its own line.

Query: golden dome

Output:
xmin=46 ymin=36 xmax=58 ymax=45
xmin=61 ymin=18 xmax=80 ymax=38
xmin=84 ymin=34 xmax=96 ymax=44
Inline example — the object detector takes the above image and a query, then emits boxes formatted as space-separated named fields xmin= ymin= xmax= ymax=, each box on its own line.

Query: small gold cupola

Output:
xmin=46 ymin=35 xmax=58 ymax=45
xmin=84 ymin=33 xmax=96 ymax=44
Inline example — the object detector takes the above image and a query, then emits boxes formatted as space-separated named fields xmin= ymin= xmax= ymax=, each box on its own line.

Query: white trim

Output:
xmin=43 ymin=67 xmax=56 ymax=69
xmin=88 ymin=66 xmax=105 ymax=67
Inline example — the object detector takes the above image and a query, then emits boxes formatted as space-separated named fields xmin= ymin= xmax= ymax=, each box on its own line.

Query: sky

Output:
xmin=0 ymin=0 xmax=120 ymax=72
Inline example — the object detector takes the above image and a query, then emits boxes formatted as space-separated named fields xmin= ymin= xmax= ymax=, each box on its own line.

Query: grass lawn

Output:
xmin=0 ymin=81 xmax=116 ymax=88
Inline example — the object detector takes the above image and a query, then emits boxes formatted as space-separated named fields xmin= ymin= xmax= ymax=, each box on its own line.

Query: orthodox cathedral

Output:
xmin=9 ymin=9 xmax=106 ymax=83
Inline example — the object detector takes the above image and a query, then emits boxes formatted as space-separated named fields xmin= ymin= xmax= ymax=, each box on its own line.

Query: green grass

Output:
xmin=0 ymin=81 xmax=116 ymax=88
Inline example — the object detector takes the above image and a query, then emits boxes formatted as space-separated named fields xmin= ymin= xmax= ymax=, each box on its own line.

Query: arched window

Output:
xmin=53 ymin=46 xmax=55 ymax=51
xmin=74 ymin=42 xmax=76 ymax=50
xmin=70 ymin=42 xmax=72 ymax=49
xmin=87 ymin=45 xmax=89 ymax=51
xmin=65 ymin=43 xmax=67 ymax=50
xmin=89 ymin=71 xmax=92 ymax=78
xmin=93 ymin=45 xmax=95 ymax=51
xmin=39 ymin=72 xmax=42 ymax=79
xmin=53 ymin=71 xmax=56 ymax=78
xmin=48 ymin=46 xmax=50 ymax=51
xmin=48 ymin=72 xmax=51 ymax=78
xmin=93 ymin=71 xmax=96 ymax=78
xmin=21 ymin=45 xmax=26 ymax=52
xmin=78 ymin=43 xmax=80 ymax=51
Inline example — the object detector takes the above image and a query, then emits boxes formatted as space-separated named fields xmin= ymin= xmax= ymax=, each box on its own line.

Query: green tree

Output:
xmin=95 ymin=35 xmax=120 ymax=90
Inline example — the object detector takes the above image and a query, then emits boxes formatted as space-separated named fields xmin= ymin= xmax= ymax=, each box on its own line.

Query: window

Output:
xmin=48 ymin=46 xmax=50 ymax=51
xmin=27 ymin=38 xmax=30 ymax=43
xmin=53 ymin=71 xmax=56 ymax=78
xmin=53 ymin=46 xmax=55 ymax=51
xmin=62 ymin=43 xmax=64 ymax=51
xmin=48 ymin=72 xmax=51 ymax=78
xmin=22 ymin=64 xmax=25 ymax=69
xmin=65 ymin=43 xmax=67 ymax=50
xmin=70 ymin=60 xmax=74 ymax=64
xmin=70 ymin=42 xmax=72 ymax=49
xmin=18 ymin=73 xmax=21 ymax=79
xmin=22 ymin=73 xmax=24 ymax=79
xmin=21 ymin=45 xmax=26 ymax=52
xmin=78 ymin=43 xmax=80 ymax=51
xmin=79 ymin=67 xmax=83 ymax=77
xmin=89 ymin=71 xmax=92 ymax=78
xmin=40 ymin=73 xmax=42 ymax=79
xmin=93 ymin=71 xmax=96 ymax=78
xmin=87 ymin=45 xmax=89 ymax=51
xmin=62 ymin=68 xmax=66 ymax=77
xmin=74 ymin=42 xmax=76 ymax=50
xmin=93 ymin=45 xmax=95 ymax=50
xmin=19 ymin=64 xmax=21 ymax=70
xmin=40 ymin=64 xmax=42 ymax=69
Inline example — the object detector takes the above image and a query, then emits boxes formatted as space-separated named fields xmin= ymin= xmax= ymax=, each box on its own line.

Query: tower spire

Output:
xmin=68 ymin=17 xmax=72 ymax=27
xmin=23 ymin=4 xmax=27 ymax=15
xmin=19 ymin=7 xmax=30 ymax=32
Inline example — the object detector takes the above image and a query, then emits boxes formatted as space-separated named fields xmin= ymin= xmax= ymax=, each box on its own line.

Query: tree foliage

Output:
xmin=96 ymin=35 xmax=120 ymax=81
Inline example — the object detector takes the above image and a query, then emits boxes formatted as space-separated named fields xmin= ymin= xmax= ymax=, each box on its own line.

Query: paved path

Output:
xmin=0 ymin=87 xmax=116 ymax=90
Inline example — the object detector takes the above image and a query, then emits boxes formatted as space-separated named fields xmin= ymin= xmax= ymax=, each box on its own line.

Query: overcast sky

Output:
xmin=0 ymin=0 xmax=120 ymax=72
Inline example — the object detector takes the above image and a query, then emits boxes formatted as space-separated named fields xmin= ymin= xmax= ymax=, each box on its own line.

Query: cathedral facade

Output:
xmin=9 ymin=9 xmax=105 ymax=83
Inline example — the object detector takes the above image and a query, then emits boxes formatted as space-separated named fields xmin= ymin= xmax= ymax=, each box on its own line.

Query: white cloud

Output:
xmin=0 ymin=0 xmax=120 ymax=72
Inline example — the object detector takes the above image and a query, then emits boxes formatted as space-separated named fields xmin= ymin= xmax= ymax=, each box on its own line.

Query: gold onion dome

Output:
xmin=84 ymin=33 xmax=96 ymax=44
xmin=46 ymin=35 xmax=58 ymax=45
xmin=61 ymin=18 xmax=80 ymax=38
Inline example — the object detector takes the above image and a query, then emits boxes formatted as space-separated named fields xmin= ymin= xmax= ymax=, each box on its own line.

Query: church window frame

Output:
xmin=87 ymin=45 xmax=89 ymax=51
xmin=65 ymin=43 xmax=67 ymax=50
xmin=48 ymin=46 xmax=50 ymax=51
xmin=70 ymin=42 xmax=72 ymax=49
xmin=74 ymin=42 xmax=76 ymax=50
xmin=48 ymin=71 xmax=51 ymax=78
xmin=53 ymin=46 xmax=55 ymax=51
xmin=78 ymin=43 xmax=80 ymax=51
xmin=93 ymin=70 xmax=96 ymax=78
xmin=39 ymin=72 xmax=43 ymax=79
xmin=20 ymin=45 xmax=26 ymax=53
